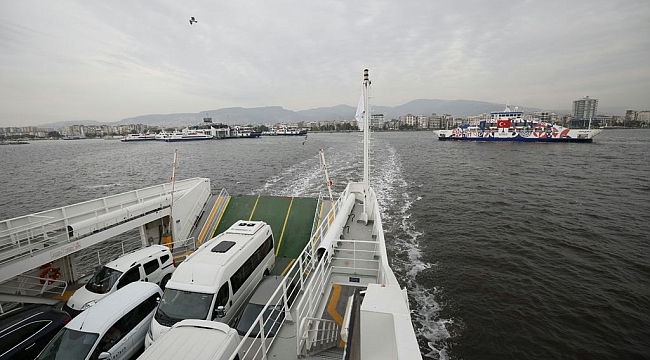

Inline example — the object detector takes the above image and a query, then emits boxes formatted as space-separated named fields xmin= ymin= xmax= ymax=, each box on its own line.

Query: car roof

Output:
xmin=0 ymin=304 xmax=59 ymax=329
xmin=67 ymin=282 xmax=161 ymax=334
xmin=104 ymin=245 xmax=170 ymax=270
xmin=249 ymin=276 xmax=285 ymax=305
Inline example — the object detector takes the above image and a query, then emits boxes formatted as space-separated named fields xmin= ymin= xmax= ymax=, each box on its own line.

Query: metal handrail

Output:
xmin=299 ymin=317 xmax=341 ymax=354
xmin=0 ymin=273 xmax=68 ymax=297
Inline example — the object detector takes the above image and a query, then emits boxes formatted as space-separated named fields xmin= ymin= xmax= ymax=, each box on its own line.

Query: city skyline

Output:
xmin=1 ymin=0 xmax=649 ymax=127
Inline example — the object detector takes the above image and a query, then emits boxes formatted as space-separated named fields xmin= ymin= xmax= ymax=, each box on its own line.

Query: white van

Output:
xmin=137 ymin=320 xmax=242 ymax=360
xmin=145 ymin=221 xmax=274 ymax=348
xmin=36 ymin=282 xmax=162 ymax=360
xmin=64 ymin=245 xmax=175 ymax=316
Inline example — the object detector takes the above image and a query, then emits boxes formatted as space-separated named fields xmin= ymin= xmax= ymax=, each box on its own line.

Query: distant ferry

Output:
xmin=436 ymin=105 xmax=602 ymax=142
xmin=155 ymin=128 xmax=213 ymax=142
xmin=230 ymin=125 xmax=261 ymax=138
xmin=120 ymin=133 xmax=157 ymax=142
xmin=264 ymin=124 xmax=308 ymax=136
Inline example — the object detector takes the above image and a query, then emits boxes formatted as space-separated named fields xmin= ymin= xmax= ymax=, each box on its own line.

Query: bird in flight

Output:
xmin=189 ymin=17 xmax=198 ymax=25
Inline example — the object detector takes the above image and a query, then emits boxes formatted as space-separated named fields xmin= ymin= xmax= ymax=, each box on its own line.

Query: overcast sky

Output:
xmin=1 ymin=0 xmax=648 ymax=127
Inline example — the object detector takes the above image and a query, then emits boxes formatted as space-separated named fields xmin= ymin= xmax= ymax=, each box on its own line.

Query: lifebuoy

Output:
xmin=39 ymin=267 xmax=61 ymax=285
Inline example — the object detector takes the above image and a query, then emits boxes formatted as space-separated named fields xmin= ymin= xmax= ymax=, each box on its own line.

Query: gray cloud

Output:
xmin=1 ymin=0 xmax=648 ymax=126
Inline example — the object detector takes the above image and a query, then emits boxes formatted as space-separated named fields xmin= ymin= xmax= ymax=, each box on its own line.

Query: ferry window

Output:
xmin=93 ymin=323 xmax=126 ymax=358
xmin=117 ymin=266 xmax=141 ymax=289
xmin=143 ymin=259 xmax=159 ymax=275
xmin=216 ymin=283 xmax=229 ymax=307
xmin=122 ymin=293 xmax=159 ymax=330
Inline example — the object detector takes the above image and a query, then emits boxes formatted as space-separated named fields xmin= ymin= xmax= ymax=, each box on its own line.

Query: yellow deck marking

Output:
xmin=327 ymin=284 xmax=344 ymax=326
xmin=249 ymin=195 xmax=261 ymax=221
xmin=326 ymin=283 xmax=347 ymax=347
xmin=196 ymin=194 xmax=224 ymax=246
xmin=312 ymin=200 xmax=326 ymax=245
xmin=275 ymin=197 xmax=294 ymax=257
xmin=54 ymin=289 xmax=75 ymax=301
xmin=280 ymin=258 xmax=296 ymax=276
xmin=213 ymin=197 xmax=231 ymax=233
xmin=328 ymin=200 xmax=337 ymax=226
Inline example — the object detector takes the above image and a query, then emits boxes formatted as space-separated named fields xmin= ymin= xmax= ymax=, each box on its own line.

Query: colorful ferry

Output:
xmin=436 ymin=105 xmax=602 ymax=142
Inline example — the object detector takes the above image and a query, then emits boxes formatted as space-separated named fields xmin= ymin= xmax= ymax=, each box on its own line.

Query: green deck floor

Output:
xmin=213 ymin=195 xmax=319 ymax=275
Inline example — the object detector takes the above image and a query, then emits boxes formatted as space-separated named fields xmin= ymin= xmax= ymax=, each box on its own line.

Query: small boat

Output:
xmin=436 ymin=104 xmax=603 ymax=142
xmin=120 ymin=133 xmax=157 ymax=142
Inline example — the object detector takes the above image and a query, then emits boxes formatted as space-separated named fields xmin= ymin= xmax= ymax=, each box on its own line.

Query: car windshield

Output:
xmin=235 ymin=303 xmax=284 ymax=337
xmin=36 ymin=328 xmax=98 ymax=360
xmin=154 ymin=289 xmax=213 ymax=326
xmin=84 ymin=266 xmax=122 ymax=294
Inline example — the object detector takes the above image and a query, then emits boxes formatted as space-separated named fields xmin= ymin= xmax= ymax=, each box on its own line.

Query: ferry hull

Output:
xmin=438 ymin=136 xmax=594 ymax=143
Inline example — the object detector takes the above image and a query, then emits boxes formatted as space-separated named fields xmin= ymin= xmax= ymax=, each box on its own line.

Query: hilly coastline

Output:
xmin=40 ymin=99 xmax=627 ymax=128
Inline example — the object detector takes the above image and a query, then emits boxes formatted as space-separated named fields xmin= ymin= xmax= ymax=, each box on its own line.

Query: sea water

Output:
xmin=1 ymin=129 xmax=649 ymax=359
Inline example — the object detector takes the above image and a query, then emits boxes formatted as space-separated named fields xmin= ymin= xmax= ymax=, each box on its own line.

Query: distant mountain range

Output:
xmin=41 ymin=99 xmax=629 ymax=128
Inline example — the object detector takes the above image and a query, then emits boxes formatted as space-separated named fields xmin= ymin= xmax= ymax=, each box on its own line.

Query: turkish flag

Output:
xmin=497 ymin=119 xmax=511 ymax=128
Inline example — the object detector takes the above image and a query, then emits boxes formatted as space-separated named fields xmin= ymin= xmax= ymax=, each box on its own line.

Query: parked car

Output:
xmin=64 ymin=245 xmax=175 ymax=316
xmin=233 ymin=275 xmax=297 ymax=359
xmin=0 ymin=304 xmax=71 ymax=360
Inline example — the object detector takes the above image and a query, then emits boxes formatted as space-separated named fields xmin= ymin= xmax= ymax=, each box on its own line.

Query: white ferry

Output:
xmin=264 ymin=124 xmax=308 ymax=136
xmin=155 ymin=128 xmax=214 ymax=142
xmin=231 ymin=125 xmax=262 ymax=138
xmin=120 ymin=133 xmax=157 ymax=142
xmin=436 ymin=104 xmax=603 ymax=142
xmin=0 ymin=70 xmax=423 ymax=359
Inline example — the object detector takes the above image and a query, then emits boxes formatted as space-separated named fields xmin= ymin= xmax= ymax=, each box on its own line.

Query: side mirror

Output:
xmin=98 ymin=352 xmax=111 ymax=360
xmin=215 ymin=305 xmax=226 ymax=318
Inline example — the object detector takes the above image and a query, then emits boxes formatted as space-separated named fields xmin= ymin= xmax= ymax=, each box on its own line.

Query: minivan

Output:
xmin=36 ymin=282 xmax=162 ymax=360
xmin=145 ymin=221 xmax=274 ymax=348
xmin=64 ymin=245 xmax=174 ymax=316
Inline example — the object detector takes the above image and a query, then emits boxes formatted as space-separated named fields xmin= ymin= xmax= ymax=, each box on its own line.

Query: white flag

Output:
xmin=355 ymin=87 xmax=364 ymax=130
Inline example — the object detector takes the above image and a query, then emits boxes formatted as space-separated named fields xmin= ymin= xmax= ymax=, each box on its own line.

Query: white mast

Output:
xmin=319 ymin=149 xmax=334 ymax=202
xmin=360 ymin=68 xmax=371 ymax=224
xmin=363 ymin=69 xmax=370 ymax=192
xmin=169 ymin=148 xmax=178 ymax=241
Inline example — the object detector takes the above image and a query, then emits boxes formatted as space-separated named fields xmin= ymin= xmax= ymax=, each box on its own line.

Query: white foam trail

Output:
xmin=371 ymin=139 xmax=451 ymax=360
xmin=254 ymin=137 xmax=451 ymax=358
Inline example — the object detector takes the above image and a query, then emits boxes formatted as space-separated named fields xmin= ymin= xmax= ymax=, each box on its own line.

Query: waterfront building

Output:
xmin=572 ymin=96 xmax=598 ymax=127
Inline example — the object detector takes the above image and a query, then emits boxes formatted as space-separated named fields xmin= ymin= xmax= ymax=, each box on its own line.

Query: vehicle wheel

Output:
xmin=160 ymin=274 xmax=171 ymax=290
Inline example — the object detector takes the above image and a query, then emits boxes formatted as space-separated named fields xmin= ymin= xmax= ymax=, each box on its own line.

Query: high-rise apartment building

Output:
xmin=573 ymin=96 xmax=598 ymax=120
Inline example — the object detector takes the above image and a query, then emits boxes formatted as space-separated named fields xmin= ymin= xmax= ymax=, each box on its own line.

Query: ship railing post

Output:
xmin=298 ymin=254 xmax=305 ymax=292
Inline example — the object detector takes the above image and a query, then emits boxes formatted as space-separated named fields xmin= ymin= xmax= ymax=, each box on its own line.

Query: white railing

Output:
xmin=330 ymin=239 xmax=381 ymax=279
xmin=0 ymin=178 xmax=208 ymax=267
xmin=0 ymin=191 xmax=176 ymax=266
xmin=0 ymin=273 xmax=68 ymax=297
xmin=299 ymin=317 xmax=341 ymax=353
